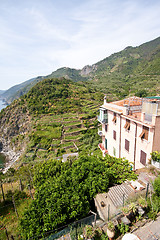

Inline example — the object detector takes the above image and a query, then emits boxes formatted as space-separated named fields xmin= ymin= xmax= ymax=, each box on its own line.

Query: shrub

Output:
xmin=13 ymin=190 xmax=27 ymax=200
xmin=151 ymin=151 xmax=160 ymax=162
xmin=153 ymin=176 xmax=160 ymax=197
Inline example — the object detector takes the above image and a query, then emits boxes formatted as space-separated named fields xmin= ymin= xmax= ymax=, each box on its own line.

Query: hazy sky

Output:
xmin=0 ymin=0 xmax=160 ymax=90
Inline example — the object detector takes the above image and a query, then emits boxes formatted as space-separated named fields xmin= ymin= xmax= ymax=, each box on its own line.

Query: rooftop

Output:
xmin=112 ymin=97 xmax=142 ymax=107
xmin=101 ymin=96 xmax=160 ymax=125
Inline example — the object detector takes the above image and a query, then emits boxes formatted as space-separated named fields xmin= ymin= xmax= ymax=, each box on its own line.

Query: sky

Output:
xmin=0 ymin=0 xmax=160 ymax=90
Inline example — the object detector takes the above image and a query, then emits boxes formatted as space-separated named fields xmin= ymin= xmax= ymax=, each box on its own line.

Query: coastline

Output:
xmin=2 ymin=150 xmax=21 ymax=174
xmin=0 ymin=139 xmax=21 ymax=173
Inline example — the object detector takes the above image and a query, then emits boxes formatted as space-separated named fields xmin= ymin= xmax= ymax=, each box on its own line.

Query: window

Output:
xmin=140 ymin=150 xmax=147 ymax=165
xmin=105 ymin=138 xmax=107 ymax=149
xmin=105 ymin=124 xmax=108 ymax=132
xmin=112 ymin=112 xmax=117 ymax=123
xmin=125 ymin=139 xmax=130 ymax=152
xmin=139 ymin=126 xmax=149 ymax=141
xmin=113 ymin=147 xmax=116 ymax=156
xmin=113 ymin=130 xmax=116 ymax=140
xmin=124 ymin=119 xmax=130 ymax=131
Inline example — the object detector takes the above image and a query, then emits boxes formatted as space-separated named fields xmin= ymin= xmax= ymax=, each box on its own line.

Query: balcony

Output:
xmin=97 ymin=115 xmax=108 ymax=124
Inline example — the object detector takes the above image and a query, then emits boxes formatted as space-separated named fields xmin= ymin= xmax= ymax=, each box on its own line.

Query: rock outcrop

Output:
xmin=0 ymin=99 xmax=30 ymax=172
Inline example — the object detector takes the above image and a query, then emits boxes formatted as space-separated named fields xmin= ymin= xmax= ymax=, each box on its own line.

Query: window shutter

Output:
xmin=113 ymin=130 xmax=116 ymax=140
xmin=140 ymin=150 xmax=147 ymax=165
xmin=125 ymin=139 xmax=129 ymax=152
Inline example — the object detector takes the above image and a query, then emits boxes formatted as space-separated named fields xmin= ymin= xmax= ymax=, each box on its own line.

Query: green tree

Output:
xmin=20 ymin=155 xmax=136 ymax=239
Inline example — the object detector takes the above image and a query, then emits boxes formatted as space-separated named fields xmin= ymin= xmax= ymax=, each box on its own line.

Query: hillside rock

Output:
xmin=0 ymin=99 xmax=30 ymax=171
xmin=80 ymin=65 xmax=97 ymax=76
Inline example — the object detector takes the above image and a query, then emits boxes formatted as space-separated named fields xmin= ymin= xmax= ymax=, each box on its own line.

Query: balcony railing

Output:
xmin=97 ymin=115 xmax=108 ymax=124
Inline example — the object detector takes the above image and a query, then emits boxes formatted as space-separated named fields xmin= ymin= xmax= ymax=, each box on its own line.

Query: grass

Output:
xmin=63 ymin=121 xmax=81 ymax=127
xmin=34 ymin=126 xmax=62 ymax=139
xmin=64 ymin=135 xmax=82 ymax=140
xmin=0 ymin=197 xmax=33 ymax=239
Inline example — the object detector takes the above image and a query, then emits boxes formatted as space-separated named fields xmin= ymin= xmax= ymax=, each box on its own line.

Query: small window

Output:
xmin=139 ymin=126 xmax=149 ymax=141
xmin=112 ymin=112 xmax=117 ymax=123
xmin=105 ymin=124 xmax=108 ymax=132
xmin=124 ymin=119 xmax=130 ymax=131
xmin=125 ymin=139 xmax=130 ymax=152
xmin=113 ymin=147 xmax=116 ymax=156
xmin=140 ymin=150 xmax=147 ymax=165
xmin=113 ymin=130 xmax=116 ymax=140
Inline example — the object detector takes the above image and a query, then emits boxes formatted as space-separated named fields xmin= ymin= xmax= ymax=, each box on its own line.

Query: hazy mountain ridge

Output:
xmin=2 ymin=36 xmax=160 ymax=102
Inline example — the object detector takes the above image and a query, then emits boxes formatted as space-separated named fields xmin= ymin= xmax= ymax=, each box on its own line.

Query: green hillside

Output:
xmin=2 ymin=36 xmax=160 ymax=103
xmin=88 ymin=36 xmax=160 ymax=97
xmin=0 ymin=78 xmax=104 ymax=166
xmin=1 ymin=76 xmax=45 ymax=104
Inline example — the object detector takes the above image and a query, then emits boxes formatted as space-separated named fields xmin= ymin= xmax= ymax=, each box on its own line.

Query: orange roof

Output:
xmin=112 ymin=97 xmax=142 ymax=107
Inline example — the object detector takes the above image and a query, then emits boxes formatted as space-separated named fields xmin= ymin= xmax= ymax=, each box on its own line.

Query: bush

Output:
xmin=151 ymin=151 xmax=160 ymax=162
xmin=153 ymin=176 xmax=160 ymax=197
xmin=13 ymin=190 xmax=27 ymax=200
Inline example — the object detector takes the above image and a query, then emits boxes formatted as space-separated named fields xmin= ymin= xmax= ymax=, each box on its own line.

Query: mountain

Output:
xmin=87 ymin=36 xmax=160 ymax=98
xmin=0 ymin=90 xmax=6 ymax=96
xmin=2 ymin=36 xmax=160 ymax=102
xmin=1 ymin=76 xmax=45 ymax=104
xmin=0 ymin=78 xmax=102 ymax=168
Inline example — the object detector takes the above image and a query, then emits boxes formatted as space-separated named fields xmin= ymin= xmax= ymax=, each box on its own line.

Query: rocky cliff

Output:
xmin=0 ymin=98 xmax=31 ymax=171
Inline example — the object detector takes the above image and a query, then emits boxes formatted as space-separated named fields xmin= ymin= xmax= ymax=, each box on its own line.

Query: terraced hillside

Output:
xmin=0 ymin=78 xmax=103 ymax=167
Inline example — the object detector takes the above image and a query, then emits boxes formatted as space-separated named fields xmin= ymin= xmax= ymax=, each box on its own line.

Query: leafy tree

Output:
xmin=20 ymin=155 xmax=136 ymax=239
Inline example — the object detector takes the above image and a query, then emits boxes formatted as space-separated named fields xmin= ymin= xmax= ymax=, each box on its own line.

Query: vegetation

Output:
xmin=19 ymin=154 xmax=136 ymax=239
xmin=1 ymin=36 xmax=160 ymax=103
xmin=151 ymin=151 xmax=160 ymax=162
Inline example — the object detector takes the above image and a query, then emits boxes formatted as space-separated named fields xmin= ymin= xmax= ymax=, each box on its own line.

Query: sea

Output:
xmin=0 ymin=99 xmax=8 ymax=169
xmin=0 ymin=98 xmax=7 ymax=112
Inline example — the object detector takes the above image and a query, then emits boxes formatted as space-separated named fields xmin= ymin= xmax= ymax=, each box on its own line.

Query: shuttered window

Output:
xmin=139 ymin=126 xmax=149 ymax=141
xmin=140 ymin=150 xmax=147 ymax=165
xmin=125 ymin=139 xmax=130 ymax=152
xmin=124 ymin=119 xmax=130 ymax=131
xmin=112 ymin=112 xmax=117 ymax=123
xmin=113 ymin=130 xmax=116 ymax=140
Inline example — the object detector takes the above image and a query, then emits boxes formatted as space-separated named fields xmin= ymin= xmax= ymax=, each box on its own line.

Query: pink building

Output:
xmin=98 ymin=96 xmax=160 ymax=169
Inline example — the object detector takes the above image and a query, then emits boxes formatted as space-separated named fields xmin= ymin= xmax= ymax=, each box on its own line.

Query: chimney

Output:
xmin=104 ymin=95 xmax=107 ymax=105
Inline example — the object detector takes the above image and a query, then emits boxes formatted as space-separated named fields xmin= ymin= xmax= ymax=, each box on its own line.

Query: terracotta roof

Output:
xmin=112 ymin=97 xmax=142 ymax=107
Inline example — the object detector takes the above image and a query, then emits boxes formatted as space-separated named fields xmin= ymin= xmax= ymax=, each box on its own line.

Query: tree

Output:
xmin=20 ymin=155 xmax=136 ymax=239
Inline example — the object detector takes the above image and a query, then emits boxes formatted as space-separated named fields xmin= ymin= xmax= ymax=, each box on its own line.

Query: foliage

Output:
xmin=117 ymin=223 xmax=129 ymax=236
xmin=151 ymin=151 xmax=160 ymax=163
xmin=19 ymin=155 xmax=136 ymax=239
xmin=2 ymin=37 xmax=160 ymax=104
xmin=83 ymin=225 xmax=94 ymax=239
xmin=135 ymin=89 xmax=148 ymax=97
xmin=121 ymin=206 xmax=130 ymax=215
xmin=138 ymin=197 xmax=147 ymax=208
xmin=107 ymin=221 xmax=115 ymax=231
xmin=6 ymin=189 xmax=27 ymax=201
xmin=129 ymin=202 xmax=137 ymax=214
xmin=153 ymin=176 xmax=160 ymax=197
xmin=24 ymin=78 xmax=102 ymax=116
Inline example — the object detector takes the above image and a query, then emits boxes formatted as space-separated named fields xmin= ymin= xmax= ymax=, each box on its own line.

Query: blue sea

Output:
xmin=0 ymin=99 xmax=7 ymax=112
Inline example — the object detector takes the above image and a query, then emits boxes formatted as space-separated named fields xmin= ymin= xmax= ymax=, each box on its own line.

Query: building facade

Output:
xmin=98 ymin=96 xmax=160 ymax=169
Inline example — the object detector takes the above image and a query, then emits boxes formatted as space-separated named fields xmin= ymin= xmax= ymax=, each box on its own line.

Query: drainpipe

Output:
xmin=119 ymin=114 xmax=121 ymax=158
xmin=134 ymin=123 xmax=137 ymax=170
